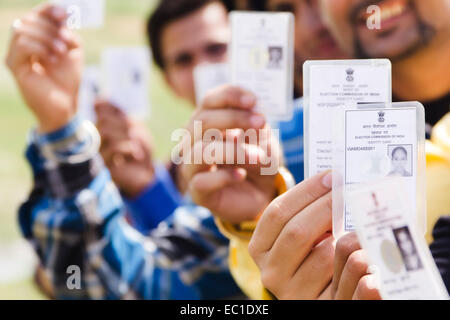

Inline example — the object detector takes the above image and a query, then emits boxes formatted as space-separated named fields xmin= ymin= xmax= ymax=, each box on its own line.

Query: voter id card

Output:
xmin=230 ymin=11 xmax=294 ymax=121
xmin=348 ymin=179 xmax=448 ymax=300
xmin=52 ymin=0 xmax=105 ymax=29
xmin=101 ymin=47 xmax=151 ymax=118
xmin=77 ymin=65 xmax=101 ymax=122
xmin=303 ymin=59 xmax=392 ymax=178
xmin=194 ymin=63 xmax=229 ymax=105
xmin=332 ymin=102 xmax=426 ymax=238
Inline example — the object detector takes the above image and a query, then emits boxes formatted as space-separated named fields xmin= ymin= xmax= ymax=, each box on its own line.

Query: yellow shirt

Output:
xmin=217 ymin=113 xmax=450 ymax=299
xmin=425 ymin=113 xmax=450 ymax=243
xmin=215 ymin=168 xmax=293 ymax=300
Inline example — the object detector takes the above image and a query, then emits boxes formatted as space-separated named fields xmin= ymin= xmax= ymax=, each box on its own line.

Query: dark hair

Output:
xmin=250 ymin=0 xmax=267 ymax=10
xmin=391 ymin=146 xmax=408 ymax=159
xmin=147 ymin=0 xmax=230 ymax=70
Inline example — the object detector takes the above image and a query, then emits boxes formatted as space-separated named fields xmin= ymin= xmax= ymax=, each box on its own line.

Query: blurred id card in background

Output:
xmin=52 ymin=0 xmax=105 ymax=29
xmin=77 ymin=65 xmax=101 ymax=122
xmin=348 ymin=179 xmax=449 ymax=300
xmin=332 ymin=102 xmax=426 ymax=238
xmin=303 ymin=59 xmax=391 ymax=178
xmin=194 ymin=63 xmax=229 ymax=105
xmin=102 ymin=47 xmax=151 ymax=118
xmin=230 ymin=12 xmax=294 ymax=121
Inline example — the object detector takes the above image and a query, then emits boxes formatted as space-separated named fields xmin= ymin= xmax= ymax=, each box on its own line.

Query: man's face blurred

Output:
xmin=320 ymin=0 xmax=450 ymax=60
xmin=267 ymin=0 xmax=348 ymax=63
xmin=161 ymin=2 xmax=230 ymax=105
xmin=266 ymin=0 xmax=348 ymax=93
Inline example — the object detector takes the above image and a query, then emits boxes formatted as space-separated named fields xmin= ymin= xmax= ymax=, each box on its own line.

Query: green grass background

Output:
xmin=0 ymin=0 xmax=193 ymax=299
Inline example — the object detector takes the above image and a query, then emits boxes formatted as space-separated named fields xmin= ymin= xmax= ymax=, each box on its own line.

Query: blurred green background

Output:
xmin=0 ymin=0 xmax=193 ymax=299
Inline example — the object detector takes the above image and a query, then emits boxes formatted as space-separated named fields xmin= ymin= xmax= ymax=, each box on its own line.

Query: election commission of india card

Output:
xmin=303 ymin=59 xmax=392 ymax=178
xmin=101 ymin=47 xmax=151 ymax=118
xmin=348 ymin=179 xmax=449 ymax=300
xmin=230 ymin=11 xmax=294 ymax=121
xmin=194 ymin=63 xmax=230 ymax=105
xmin=331 ymin=102 xmax=427 ymax=239
xmin=51 ymin=0 xmax=105 ymax=29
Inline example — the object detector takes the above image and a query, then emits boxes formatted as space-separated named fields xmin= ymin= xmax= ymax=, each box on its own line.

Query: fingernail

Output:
xmin=59 ymin=28 xmax=71 ymax=42
xmin=250 ymin=114 xmax=265 ymax=128
xmin=247 ymin=144 xmax=262 ymax=163
xmin=241 ymin=93 xmax=256 ymax=107
xmin=322 ymin=172 xmax=333 ymax=189
xmin=53 ymin=39 xmax=67 ymax=53
xmin=232 ymin=168 xmax=246 ymax=181
xmin=52 ymin=6 xmax=67 ymax=19
xmin=365 ymin=275 xmax=379 ymax=290
xmin=133 ymin=144 xmax=144 ymax=161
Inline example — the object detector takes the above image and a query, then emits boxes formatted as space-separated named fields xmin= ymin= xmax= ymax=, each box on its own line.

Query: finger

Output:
xmin=99 ymin=127 xmax=130 ymax=146
xmin=231 ymin=126 xmax=281 ymax=177
xmin=96 ymin=108 xmax=129 ymax=134
xmin=96 ymin=111 xmax=129 ymax=136
xmin=95 ymin=99 xmax=123 ymax=115
xmin=8 ymin=35 xmax=53 ymax=70
xmin=190 ymin=167 xmax=247 ymax=203
xmin=318 ymin=283 xmax=333 ymax=300
xmin=332 ymin=232 xmax=361 ymax=298
xmin=183 ymin=138 xmax=276 ymax=180
xmin=179 ymin=139 xmax=230 ymax=182
xmin=265 ymin=191 xmax=333 ymax=278
xmin=133 ymin=135 xmax=152 ymax=162
xmin=201 ymin=84 xmax=257 ymax=111
xmin=14 ymin=23 xmax=67 ymax=55
xmin=101 ymin=141 xmax=138 ymax=167
xmin=23 ymin=12 xmax=77 ymax=46
xmin=22 ymin=13 xmax=60 ymax=37
xmin=249 ymin=170 xmax=332 ymax=256
xmin=188 ymin=109 xmax=266 ymax=138
xmin=95 ymin=101 xmax=125 ymax=120
xmin=352 ymin=275 xmax=382 ymax=300
xmin=131 ymin=122 xmax=153 ymax=152
xmin=35 ymin=3 xmax=68 ymax=25
xmin=25 ymin=14 xmax=79 ymax=48
xmin=289 ymin=236 xmax=335 ymax=299
xmin=334 ymin=250 xmax=369 ymax=300
xmin=36 ymin=5 xmax=82 ymax=49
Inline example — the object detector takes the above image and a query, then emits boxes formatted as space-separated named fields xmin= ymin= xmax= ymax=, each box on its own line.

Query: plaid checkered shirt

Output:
xmin=18 ymin=117 xmax=242 ymax=300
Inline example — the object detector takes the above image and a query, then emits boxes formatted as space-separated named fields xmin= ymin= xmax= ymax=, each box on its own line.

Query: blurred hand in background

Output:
xmin=95 ymin=100 xmax=155 ymax=199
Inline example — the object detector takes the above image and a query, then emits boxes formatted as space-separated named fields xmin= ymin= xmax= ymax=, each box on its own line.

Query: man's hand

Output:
xmin=331 ymin=232 xmax=382 ymax=300
xmin=96 ymin=101 xmax=155 ymax=199
xmin=248 ymin=171 xmax=335 ymax=300
xmin=5 ymin=4 xmax=83 ymax=133
xmin=181 ymin=85 xmax=281 ymax=223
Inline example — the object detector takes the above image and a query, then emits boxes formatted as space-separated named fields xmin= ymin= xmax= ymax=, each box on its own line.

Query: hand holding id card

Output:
xmin=51 ymin=0 xmax=105 ymax=29
xmin=348 ymin=179 xmax=449 ymax=300
xmin=230 ymin=11 xmax=294 ymax=121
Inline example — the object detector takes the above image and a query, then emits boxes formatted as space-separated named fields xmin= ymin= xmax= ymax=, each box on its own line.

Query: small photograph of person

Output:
xmin=267 ymin=46 xmax=283 ymax=69
xmin=393 ymin=226 xmax=423 ymax=272
xmin=387 ymin=145 xmax=412 ymax=177
xmin=132 ymin=69 xmax=142 ymax=84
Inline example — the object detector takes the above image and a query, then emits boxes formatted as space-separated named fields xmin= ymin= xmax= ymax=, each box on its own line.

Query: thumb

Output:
xmin=190 ymin=168 xmax=247 ymax=204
